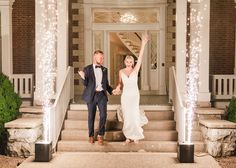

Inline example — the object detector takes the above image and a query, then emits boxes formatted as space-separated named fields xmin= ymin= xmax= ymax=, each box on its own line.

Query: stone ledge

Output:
xmin=5 ymin=118 xmax=42 ymax=129
xmin=200 ymin=119 xmax=236 ymax=129
xmin=19 ymin=106 xmax=43 ymax=114
xmin=195 ymin=108 xmax=224 ymax=115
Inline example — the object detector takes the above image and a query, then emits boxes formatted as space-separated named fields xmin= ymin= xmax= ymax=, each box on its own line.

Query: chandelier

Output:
xmin=119 ymin=12 xmax=137 ymax=23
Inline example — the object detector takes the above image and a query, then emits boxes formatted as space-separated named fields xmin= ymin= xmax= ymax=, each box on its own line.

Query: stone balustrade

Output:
xmin=200 ymin=119 xmax=236 ymax=157
xmin=4 ymin=118 xmax=43 ymax=157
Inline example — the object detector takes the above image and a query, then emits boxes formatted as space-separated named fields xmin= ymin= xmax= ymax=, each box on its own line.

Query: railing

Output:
xmin=49 ymin=67 xmax=74 ymax=149
xmin=117 ymin=32 xmax=141 ymax=57
xmin=169 ymin=66 xmax=186 ymax=143
xmin=10 ymin=74 xmax=34 ymax=98
xmin=210 ymin=74 xmax=236 ymax=99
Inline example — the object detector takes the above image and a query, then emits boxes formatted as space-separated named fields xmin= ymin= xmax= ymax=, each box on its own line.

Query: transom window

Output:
xmin=93 ymin=8 xmax=160 ymax=24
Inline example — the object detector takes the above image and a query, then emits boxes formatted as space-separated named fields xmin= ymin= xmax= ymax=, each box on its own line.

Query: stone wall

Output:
xmin=5 ymin=118 xmax=43 ymax=157
xmin=200 ymin=120 xmax=236 ymax=157
xmin=70 ymin=0 xmax=85 ymax=95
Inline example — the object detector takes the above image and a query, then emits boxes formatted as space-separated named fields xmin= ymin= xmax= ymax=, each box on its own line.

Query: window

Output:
xmin=93 ymin=8 xmax=160 ymax=24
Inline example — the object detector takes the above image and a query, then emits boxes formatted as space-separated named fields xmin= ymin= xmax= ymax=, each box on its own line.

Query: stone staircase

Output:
xmin=116 ymin=32 xmax=141 ymax=57
xmin=57 ymin=104 xmax=205 ymax=152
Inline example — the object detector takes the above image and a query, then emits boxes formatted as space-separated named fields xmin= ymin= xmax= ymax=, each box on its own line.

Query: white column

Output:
xmin=0 ymin=0 xmax=15 ymax=76
xmin=159 ymin=4 xmax=166 ymax=95
xmin=56 ymin=0 xmax=69 ymax=92
xmin=34 ymin=0 xmax=44 ymax=105
xmin=141 ymin=41 xmax=150 ymax=90
xmin=176 ymin=0 xmax=187 ymax=98
xmin=191 ymin=0 xmax=211 ymax=105
xmin=34 ymin=0 xmax=69 ymax=104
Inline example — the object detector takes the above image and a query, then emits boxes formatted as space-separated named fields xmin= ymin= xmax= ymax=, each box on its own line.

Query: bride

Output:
xmin=114 ymin=32 xmax=149 ymax=143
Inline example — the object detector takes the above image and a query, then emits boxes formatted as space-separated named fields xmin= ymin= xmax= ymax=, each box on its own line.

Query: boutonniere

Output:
xmin=102 ymin=67 xmax=107 ymax=72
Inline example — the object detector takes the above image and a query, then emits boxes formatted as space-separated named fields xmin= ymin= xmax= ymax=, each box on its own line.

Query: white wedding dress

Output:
xmin=121 ymin=71 xmax=148 ymax=140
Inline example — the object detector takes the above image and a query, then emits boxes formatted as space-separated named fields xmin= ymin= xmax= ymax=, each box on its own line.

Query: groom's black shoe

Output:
xmin=89 ymin=137 xmax=95 ymax=144
xmin=97 ymin=136 xmax=104 ymax=145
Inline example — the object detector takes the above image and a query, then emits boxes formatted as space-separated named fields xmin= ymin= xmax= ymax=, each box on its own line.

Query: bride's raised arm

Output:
xmin=133 ymin=32 xmax=149 ymax=73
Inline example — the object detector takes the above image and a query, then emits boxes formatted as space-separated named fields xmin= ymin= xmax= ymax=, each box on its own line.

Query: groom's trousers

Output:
xmin=87 ymin=91 xmax=107 ymax=137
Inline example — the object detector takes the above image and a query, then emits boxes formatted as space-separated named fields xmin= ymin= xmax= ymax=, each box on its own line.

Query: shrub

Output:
xmin=0 ymin=73 xmax=22 ymax=154
xmin=225 ymin=97 xmax=236 ymax=123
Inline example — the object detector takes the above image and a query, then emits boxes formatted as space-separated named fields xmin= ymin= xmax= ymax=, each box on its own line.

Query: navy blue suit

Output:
xmin=81 ymin=64 xmax=113 ymax=137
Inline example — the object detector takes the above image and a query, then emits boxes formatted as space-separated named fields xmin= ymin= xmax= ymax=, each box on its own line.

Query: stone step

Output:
xmin=145 ymin=111 xmax=174 ymax=120
xmin=19 ymin=106 xmax=43 ymax=118
xmin=195 ymin=108 xmax=224 ymax=120
xmin=191 ymin=131 xmax=203 ymax=141
xmin=67 ymin=110 xmax=117 ymax=121
xmin=64 ymin=120 xmax=176 ymax=131
xmin=67 ymin=110 xmax=174 ymax=121
xmin=57 ymin=140 xmax=205 ymax=153
xmin=69 ymin=104 xmax=172 ymax=111
xmin=196 ymin=108 xmax=225 ymax=115
xmin=4 ymin=118 xmax=42 ymax=129
xmin=61 ymin=130 xmax=178 ymax=141
xmin=61 ymin=129 xmax=202 ymax=141
xmin=19 ymin=106 xmax=43 ymax=113
xmin=61 ymin=130 xmax=125 ymax=141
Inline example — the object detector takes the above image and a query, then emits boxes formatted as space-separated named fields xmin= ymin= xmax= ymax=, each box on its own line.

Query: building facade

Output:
xmin=0 ymin=0 xmax=235 ymax=105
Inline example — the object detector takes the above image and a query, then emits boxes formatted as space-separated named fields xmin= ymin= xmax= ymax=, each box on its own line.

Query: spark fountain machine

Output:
xmin=177 ymin=143 xmax=194 ymax=163
xmin=35 ymin=141 xmax=52 ymax=162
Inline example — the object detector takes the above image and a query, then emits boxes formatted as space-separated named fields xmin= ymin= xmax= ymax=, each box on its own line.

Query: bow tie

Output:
xmin=95 ymin=65 xmax=101 ymax=68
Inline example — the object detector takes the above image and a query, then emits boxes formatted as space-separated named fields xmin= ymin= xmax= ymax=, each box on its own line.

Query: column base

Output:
xmin=34 ymin=91 xmax=43 ymax=106
xmin=197 ymin=92 xmax=211 ymax=107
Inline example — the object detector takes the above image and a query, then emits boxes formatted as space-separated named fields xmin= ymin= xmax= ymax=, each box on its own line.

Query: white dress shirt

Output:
xmin=93 ymin=64 xmax=103 ymax=91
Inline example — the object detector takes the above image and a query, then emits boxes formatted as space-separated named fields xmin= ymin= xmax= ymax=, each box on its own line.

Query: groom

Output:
xmin=78 ymin=50 xmax=114 ymax=145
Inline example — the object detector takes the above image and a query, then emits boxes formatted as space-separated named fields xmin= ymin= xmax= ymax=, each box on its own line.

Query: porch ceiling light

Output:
xmin=120 ymin=12 xmax=137 ymax=23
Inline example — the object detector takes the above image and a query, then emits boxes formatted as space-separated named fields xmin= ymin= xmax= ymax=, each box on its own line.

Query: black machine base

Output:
xmin=35 ymin=141 xmax=52 ymax=162
xmin=177 ymin=143 xmax=194 ymax=163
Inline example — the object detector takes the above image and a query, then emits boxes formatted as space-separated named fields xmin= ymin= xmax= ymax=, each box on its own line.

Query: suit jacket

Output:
xmin=81 ymin=64 xmax=113 ymax=103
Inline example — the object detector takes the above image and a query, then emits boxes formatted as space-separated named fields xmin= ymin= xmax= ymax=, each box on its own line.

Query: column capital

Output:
xmin=0 ymin=0 xmax=15 ymax=6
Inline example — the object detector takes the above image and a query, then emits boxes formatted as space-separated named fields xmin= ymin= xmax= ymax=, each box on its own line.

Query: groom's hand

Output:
xmin=78 ymin=71 xmax=85 ymax=80
xmin=112 ymin=89 xmax=117 ymax=95
xmin=112 ymin=89 xmax=121 ymax=95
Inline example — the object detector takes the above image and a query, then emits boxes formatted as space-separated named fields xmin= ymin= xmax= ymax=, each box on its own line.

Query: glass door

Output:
xmin=149 ymin=31 xmax=160 ymax=90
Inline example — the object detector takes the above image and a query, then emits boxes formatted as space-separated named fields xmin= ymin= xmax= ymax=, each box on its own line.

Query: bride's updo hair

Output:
xmin=124 ymin=55 xmax=134 ymax=67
